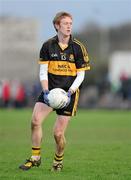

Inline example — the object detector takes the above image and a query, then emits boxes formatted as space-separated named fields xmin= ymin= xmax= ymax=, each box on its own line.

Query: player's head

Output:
xmin=53 ymin=11 xmax=73 ymax=36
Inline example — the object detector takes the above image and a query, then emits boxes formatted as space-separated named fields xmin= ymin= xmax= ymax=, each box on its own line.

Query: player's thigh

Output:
xmin=53 ymin=115 xmax=71 ymax=133
xmin=32 ymin=102 xmax=53 ymax=125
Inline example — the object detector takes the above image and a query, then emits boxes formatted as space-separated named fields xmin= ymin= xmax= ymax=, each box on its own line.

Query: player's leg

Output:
xmin=31 ymin=102 xmax=52 ymax=157
xmin=19 ymin=102 xmax=52 ymax=170
xmin=51 ymin=115 xmax=71 ymax=171
xmin=51 ymin=89 xmax=80 ymax=171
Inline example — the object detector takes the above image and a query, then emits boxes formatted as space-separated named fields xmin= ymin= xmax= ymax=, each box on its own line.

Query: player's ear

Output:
xmin=55 ymin=23 xmax=59 ymax=31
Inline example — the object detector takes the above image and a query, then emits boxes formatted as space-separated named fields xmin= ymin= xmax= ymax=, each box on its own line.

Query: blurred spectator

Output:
xmin=119 ymin=75 xmax=131 ymax=101
xmin=120 ymin=71 xmax=128 ymax=82
xmin=0 ymin=81 xmax=2 ymax=107
xmin=11 ymin=80 xmax=26 ymax=108
xmin=32 ymin=82 xmax=41 ymax=99
xmin=1 ymin=79 xmax=11 ymax=107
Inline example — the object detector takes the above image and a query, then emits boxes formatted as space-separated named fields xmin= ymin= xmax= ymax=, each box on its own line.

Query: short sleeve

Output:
xmin=38 ymin=43 xmax=49 ymax=64
xmin=75 ymin=42 xmax=90 ymax=72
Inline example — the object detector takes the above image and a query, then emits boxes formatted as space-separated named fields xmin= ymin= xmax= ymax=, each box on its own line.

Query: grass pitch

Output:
xmin=0 ymin=109 xmax=131 ymax=180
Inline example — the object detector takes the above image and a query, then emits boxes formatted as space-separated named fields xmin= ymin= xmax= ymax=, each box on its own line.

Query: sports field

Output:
xmin=0 ymin=109 xmax=131 ymax=180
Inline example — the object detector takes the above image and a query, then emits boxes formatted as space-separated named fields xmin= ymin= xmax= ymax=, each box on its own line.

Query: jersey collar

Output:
xmin=53 ymin=35 xmax=74 ymax=45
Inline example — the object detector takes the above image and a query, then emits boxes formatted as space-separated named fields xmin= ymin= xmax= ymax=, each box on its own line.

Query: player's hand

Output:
xmin=58 ymin=91 xmax=71 ymax=109
xmin=43 ymin=90 xmax=50 ymax=105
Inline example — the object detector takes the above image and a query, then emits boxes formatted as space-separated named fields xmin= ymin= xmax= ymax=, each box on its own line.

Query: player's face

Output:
xmin=57 ymin=16 xmax=72 ymax=36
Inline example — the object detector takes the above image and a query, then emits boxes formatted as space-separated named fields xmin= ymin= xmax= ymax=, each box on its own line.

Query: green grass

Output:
xmin=0 ymin=108 xmax=131 ymax=180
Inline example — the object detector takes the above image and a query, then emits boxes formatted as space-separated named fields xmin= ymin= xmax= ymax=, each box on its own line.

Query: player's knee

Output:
xmin=31 ymin=114 xmax=41 ymax=128
xmin=54 ymin=130 xmax=64 ymax=141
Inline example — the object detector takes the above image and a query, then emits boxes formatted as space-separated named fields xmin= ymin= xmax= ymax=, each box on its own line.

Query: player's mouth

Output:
xmin=67 ymin=30 xmax=71 ymax=33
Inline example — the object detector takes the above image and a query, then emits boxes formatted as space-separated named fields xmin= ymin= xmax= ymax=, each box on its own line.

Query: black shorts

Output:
xmin=37 ymin=89 xmax=80 ymax=116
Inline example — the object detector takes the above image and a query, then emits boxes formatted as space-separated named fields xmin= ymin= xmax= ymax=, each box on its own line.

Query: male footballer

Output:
xmin=19 ymin=11 xmax=90 ymax=172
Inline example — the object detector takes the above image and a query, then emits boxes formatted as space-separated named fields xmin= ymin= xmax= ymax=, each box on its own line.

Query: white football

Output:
xmin=48 ymin=88 xmax=69 ymax=109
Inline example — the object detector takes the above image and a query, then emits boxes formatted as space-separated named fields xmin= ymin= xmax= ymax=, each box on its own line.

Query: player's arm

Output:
xmin=69 ymin=71 xmax=85 ymax=94
xmin=38 ymin=42 xmax=51 ymax=105
xmin=39 ymin=64 xmax=48 ymax=91
xmin=38 ymin=42 xmax=49 ymax=91
xmin=69 ymin=40 xmax=90 ymax=94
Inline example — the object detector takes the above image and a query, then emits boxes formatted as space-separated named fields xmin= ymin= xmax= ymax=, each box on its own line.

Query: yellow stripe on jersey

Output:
xmin=73 ymin=39 xmax=89 ymax=63
xmin=38 ymin=60 xmax=49 ymax=64
xmin=48 ymin=61 xmax=77 ymax=76
xmin=77 ymin=66 xmax=90 ymax=72
xmin=72 ymin=89 xmax=80 ymax=116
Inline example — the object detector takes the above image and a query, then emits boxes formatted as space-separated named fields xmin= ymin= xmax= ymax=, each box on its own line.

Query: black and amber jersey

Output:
xmin=38 ymin=35 xmax=90 ymax=91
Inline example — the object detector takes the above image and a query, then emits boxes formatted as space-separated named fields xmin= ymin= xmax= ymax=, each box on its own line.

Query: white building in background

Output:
xmin=0 ymin=16 xmax=39 ymax=82
xmin=108 ymin=51 xmax=131 ymax=89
